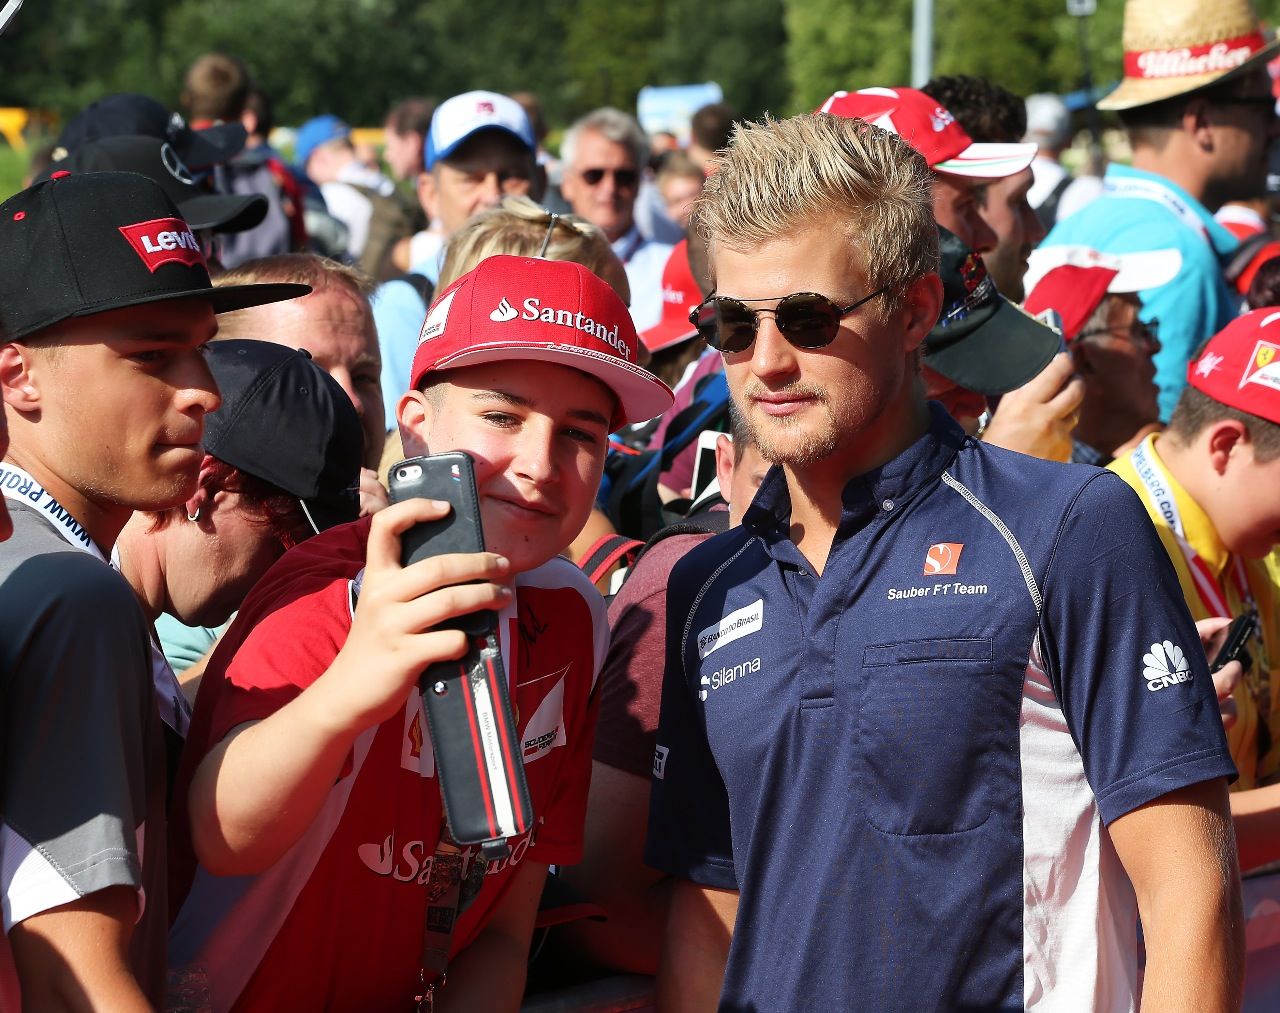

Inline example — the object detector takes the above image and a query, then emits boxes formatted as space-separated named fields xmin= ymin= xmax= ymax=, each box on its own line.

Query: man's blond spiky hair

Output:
xmin=692 ymin=112 xmax=939 ymax=315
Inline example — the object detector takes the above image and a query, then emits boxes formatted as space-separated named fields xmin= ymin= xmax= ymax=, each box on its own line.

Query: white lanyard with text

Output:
xmin=1128 ymin=439 xmax=1253 ymax=620
xmin=1103 ymin=174 xmax=1210 ymax=243
xmin=0 ymin=462 xmax=191 ymax=736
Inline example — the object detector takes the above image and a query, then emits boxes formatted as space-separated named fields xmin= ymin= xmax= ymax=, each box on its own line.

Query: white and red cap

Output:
xmin=1023 ymin=245 xmax=1182 ymax=340
xmin=1187 ymin=308 xmax=1280 ymax=425
xmin=411 ymin=255 xmax=674 ymax=429
xmin=640 ymin=240 xmax=702 ymax=353
xmin=424 ymin=90 xmax=536 ymax=170
xmin=819 ymin=87 xmax=1037 ymax=178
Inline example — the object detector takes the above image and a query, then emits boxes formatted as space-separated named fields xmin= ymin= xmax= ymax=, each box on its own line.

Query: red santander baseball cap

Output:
xmin=410 ymin=255 xmax=674 ymax=429
xmin=819 ymin=87 xmax=1036 ymax=178
xmin=1187 ymin=308 xmax=1280 ymax=426
xmin=640 ymin=240 xmax=702 ymax=353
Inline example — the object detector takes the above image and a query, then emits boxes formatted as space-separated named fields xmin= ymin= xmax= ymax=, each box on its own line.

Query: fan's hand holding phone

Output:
xmin=388 ymin=454 xmax=535 ymax=850
xmin=324 ymin=497 xmax=511 ymax=734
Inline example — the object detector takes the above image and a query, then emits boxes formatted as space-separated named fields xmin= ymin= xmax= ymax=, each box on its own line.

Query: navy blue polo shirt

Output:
xmin=645 ymin=404 xmax=1235 ymax=1012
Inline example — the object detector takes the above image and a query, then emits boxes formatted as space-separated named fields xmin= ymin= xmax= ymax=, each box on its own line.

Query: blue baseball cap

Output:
xmin=294 ymin=114 xmax=351 ymax=170
xmin=424 ymin=91 xmax=535 ymax=170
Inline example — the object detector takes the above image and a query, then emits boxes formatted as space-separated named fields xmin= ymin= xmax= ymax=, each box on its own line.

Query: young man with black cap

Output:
xmin=0 ymin=170 xmax=305 ymax=1010
xmin=169 ymin=255 xmax=672 ymax=1010
xmin=647 ymin=111 xmax=1242 ymax=1012
xmin=116 ymin=339 xmax=363 ymax=707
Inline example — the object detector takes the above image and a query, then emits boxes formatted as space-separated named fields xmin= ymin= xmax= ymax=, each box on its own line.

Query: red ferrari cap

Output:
xmin=640 ymin=240 xmax=702 ymax=353
xmin=410 ymin=255 xmax=674 ymax=429
xmin=1023 ymin=246 xmax=1182 ymax=340
xmin=819 ymin=87 xmax=1036 ymax=178
xmin=1187 ymin=308 xmax=1280 ymax=425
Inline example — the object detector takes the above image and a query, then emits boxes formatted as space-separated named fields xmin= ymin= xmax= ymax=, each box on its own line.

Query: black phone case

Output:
xmin=420 ymin=637 xmax=535 ymax=846
xmin=388 ymin=453 xmax=492 ymax=637
xmin=387 ymin=454 xmax=535 ymax=846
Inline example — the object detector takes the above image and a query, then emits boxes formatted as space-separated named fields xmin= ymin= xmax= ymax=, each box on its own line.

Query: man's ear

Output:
xmin=899 ymin=273 xmax=944 ymax=353
xmin=182 ymin=455 xmax=220 ymax=526
xmin=0 ymin=344 xmax=44 ymax=413
xmin=1183 ymin=96 xmax=1214 ymax=151
xmin=714 ymin=433 xmax=736 ymax=496
xmin=397 ymin=389 xmax=432 ymax=457
xmin=1205 ymin=419 xmax=1248 ymax=475
xmin=417 ymin=170 xmax=439 ymax=221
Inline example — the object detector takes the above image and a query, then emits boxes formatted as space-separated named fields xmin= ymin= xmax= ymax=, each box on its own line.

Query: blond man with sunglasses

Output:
xmin=646 ymin=112 xmax=1243 ymax=1012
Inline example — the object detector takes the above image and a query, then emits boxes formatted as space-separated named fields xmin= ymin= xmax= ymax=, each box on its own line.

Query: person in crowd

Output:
xmin=655 ymin=152 xmax=704 ymax=232
xmin=820 ymin=86 xmax=1036 ymax=257
xmin=1217 ymin=147 xmax=1280 ymax=297
xmin=53 ymin=91 xmax=247 ymax=170
xmin=383 ymin=96 xmax=436 ymax=183
xmin=1023 ymin=92 xmax=1103 ymax=228
xmin=639 ymin=241 xmax=709 ymax=393
xmin=37 ymin=134 xmax=268 ymax=274
xmin=1110 ymin=309 xmax=1280 ymax=872
xmin=116 ymin=340 xmax=362 ymax=695
xmin=560 ymin=107 xmax=674 ymax=331
xmin=1248 ymin=256 xmax=1280 ymax=309
xmin=1043 ymin=0 xmax=1280 ymax=420
xmin=1023 ymin=244 xmax=1182 ymax=464
xmin=293 ymin=114 xmax=399 ymax=269
xmin=558 ymin=418 xmax=768 ymax=976
xmin=373 ymin=90 xmax=542 ymax=429
xmin=920 ymin=227 xmax=1062 ymax=442
xmin=167 ymin=255 xmax=672 ymax=1011
xmin=823 ymin=89 xmax=1084 ymax=462
xmin=0 ymin=171 xmax=304 ymax=1010
xmin=212 ymin=254 xmax=387 ymax=502
xmin=923 ymin=75 xmax=1045 ymax=301
xmin=181 ymin=52 xmax=304 ymax=266
xmin=646 ymin=111 xmax=1242 ymax=1011
xmin=687 ymin=102 xmax=734 ymax=172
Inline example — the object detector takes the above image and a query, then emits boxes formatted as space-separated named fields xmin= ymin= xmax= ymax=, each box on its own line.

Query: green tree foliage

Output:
xmin=6 ymin=0 xmax=1280 ymax=138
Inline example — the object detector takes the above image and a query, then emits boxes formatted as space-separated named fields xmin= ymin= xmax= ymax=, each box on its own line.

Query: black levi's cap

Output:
xmin=0 ymin=172 xmax=308 ymax=342
xmin=204 ymin=341 xmax=362 ymax=533
xmin=924 ymin=227 xmax=1061 ymax=396
xmin=55 ymin=93 xmax=247 ymax=169
xmin=37 ymin=135 xmax=267 ymax=234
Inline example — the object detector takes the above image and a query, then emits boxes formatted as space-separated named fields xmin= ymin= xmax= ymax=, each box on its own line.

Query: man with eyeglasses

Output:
xmin=1042 ymin=0 xmax=1280 ymax=422
xmin=645 ymin=111 xmax=1242 ymax=1011
xmin=1023 ymin=245 xmax=1183 ymax=465
xmin=560 ymin=107 xmax=673 ymax=333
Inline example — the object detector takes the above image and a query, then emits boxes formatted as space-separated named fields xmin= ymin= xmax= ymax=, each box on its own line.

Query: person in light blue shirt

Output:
xmin=372 ymin=90 xmax=542 ymax=431
xmin=1042 ymin=63 xmax=1278 ymax=420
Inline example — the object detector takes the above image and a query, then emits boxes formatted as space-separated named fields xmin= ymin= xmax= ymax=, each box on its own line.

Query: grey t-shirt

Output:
xmin=0 ymin=500 xmax=167 ymax=1005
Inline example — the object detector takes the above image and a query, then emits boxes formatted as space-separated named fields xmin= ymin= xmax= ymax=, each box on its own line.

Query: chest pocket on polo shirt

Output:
xmin=856 ymin=638 xmax=995 ymax=836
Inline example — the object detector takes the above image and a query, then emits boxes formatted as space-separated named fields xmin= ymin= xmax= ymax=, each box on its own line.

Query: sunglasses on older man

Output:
xmin=579 ymin=167 xmax=640 ymax=189
xmin=689 ymin=288 xmax=888 ymax=353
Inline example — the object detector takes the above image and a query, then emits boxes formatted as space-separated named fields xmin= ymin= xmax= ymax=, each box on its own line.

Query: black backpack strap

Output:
xmin=399 ymin=272 xmax=435 ymax=304
xmin=1035 ymin=174 xmax=1073 ymax=231
xmin=577 ymin=534 xmax=644 ymax=585
xmin=1225 ymin=231 xmax=1275 ymax=285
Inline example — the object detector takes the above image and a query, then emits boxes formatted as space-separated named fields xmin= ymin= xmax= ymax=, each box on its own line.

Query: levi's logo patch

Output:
xmin=118 ymin=217 xmax=205 ymax=273
xmin=924 ymin=542 xmax=963 ymax=576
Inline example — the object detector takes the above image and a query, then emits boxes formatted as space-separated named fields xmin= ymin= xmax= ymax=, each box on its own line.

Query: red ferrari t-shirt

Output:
xmin=167 ymin=517 xmax=607 ymax=1012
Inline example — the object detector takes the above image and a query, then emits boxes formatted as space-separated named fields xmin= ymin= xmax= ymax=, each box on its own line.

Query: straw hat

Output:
xmin=1097 ymin=0 xmax=1280 ymax=111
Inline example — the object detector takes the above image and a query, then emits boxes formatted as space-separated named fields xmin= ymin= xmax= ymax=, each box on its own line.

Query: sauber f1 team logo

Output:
xmin=924 ymin=542 xmax=964 ymax=576
xmin=119 ymin=217 xmax=205 ymax=273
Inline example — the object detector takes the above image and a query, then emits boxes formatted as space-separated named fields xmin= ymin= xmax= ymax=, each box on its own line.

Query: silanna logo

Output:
xmin=118 ymin=217 xmax=205 ymax=273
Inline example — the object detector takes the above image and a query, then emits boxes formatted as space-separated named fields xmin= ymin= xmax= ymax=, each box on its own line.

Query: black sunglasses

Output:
xmin=580 ymin=167 xmax=640 ymax=189
xmin=689 ymin=288 xmax=888 ymax=353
